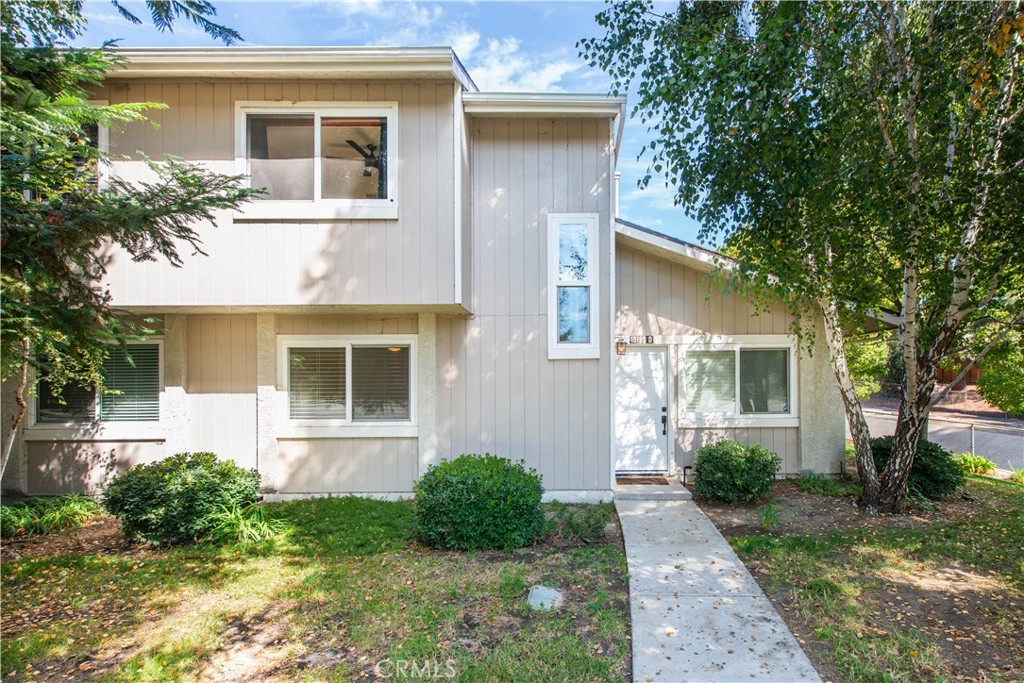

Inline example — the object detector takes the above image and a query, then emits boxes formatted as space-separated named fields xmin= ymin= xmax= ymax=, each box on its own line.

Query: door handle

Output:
xmin=661 ymin=413 xmax=667 ymax=435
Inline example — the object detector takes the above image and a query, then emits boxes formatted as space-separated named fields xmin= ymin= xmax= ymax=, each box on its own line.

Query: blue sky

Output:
xmin=76 ymin=0 xmax=704 ymax=244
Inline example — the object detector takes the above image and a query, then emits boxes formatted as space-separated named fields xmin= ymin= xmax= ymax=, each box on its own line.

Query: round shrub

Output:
xmin=103 ymin=452 xmax=260 ymax=544
xmin=694 ymin=440 xmax=780 ymax=503
xmin=414 ymin=454 xmax=545 ymax=550
xmin=870 ymin=436 xmax=964 ymax=499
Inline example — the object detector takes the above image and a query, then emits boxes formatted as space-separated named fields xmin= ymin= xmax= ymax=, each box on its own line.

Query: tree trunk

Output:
xmin=1 ymin=346 xmax=30 ymax=482
xmin=878 ymin=364 xmax=936 ymax=512
xmin=818 ymin=296 xmax=880 ymax=512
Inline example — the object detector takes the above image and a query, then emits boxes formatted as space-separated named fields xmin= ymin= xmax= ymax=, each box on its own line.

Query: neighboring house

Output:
xmin=1 ymin=47 xmax=845 ymax=499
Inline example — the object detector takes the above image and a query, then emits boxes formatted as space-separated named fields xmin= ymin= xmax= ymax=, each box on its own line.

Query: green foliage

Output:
xmin=0 ymin=493 xmax=104 ymax=538
xmin=870 ymin=437 xmax=964 ymax=499
xmin=693 ymin=440 xmax=780 ymax=503
xmin=845 ymin=337 xmax=889 ymax=400
xmin=759 ymin=501 xmax=780 ymax=528
xmin=977 ymin=340 xmax=1024 ymax=418
xmin=546 ymin=501 xmax=614 ymax=542
xmin=102 ymin=452 xmax=260 ymax=544
xmin=581 ymin=1 xmax=1023 ymax=512
xmin=413 ymin=454 xmax=545 ymax=550
xmin=797 ymin=473 xmax=859 ymax=498
xmin=207 ymin=503 xmax=288 ymax=545
xmin=1008 ymin=470 xmax=1024 ymax=486
xmin=0 ymin=0 xmax=257 ymax=478
xmin=952 ymin=452 xmax=996 ymax=476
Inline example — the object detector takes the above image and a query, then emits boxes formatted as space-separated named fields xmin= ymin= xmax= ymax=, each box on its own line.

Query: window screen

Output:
xmin=99 ymin=345 xmax=160 ymax=421
xmin=683 ymin=350 xmax=736 ymax=413
xmin=288 ymin=347 xmax=346 ymax=419
xmin=740 ymin=349 xmax=789 ymax=414
xmin=352 ymin=346 xmax=410 ymax=422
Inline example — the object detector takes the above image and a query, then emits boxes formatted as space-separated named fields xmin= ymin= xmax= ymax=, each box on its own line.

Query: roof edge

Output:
xmin=108 ymin=46 xmax=478 ymax=90
xmin=462 ymin=92 xmax=626 ymax=118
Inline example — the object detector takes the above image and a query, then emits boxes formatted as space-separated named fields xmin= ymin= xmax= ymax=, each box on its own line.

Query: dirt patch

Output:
xmin=693 ymin=481 xmax=993 ymax=539
xmin=0 ymin=517 xmax=133 ymax=562
xmin=696 ymin=481 xmax=1024 ymax=682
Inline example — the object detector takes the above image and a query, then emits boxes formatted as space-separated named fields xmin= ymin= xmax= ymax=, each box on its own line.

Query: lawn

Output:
xmin=698 ymin=476 xmax=1024 ymax=683
xmin=1 ymin=497 xmax=630 ymax=683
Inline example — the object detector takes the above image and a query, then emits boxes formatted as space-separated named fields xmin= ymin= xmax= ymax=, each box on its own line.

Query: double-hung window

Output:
xmin=679 ymin=340 xmax=797 ymax=426
xmin=547 ymin=213 xmax=600 ymax=359
xmin=35 ymin=344 xmax=161 ymax=425
xmin=280 ymin=336 xmax=415 ymax=430
xmin=235 ymin=102 xmax=397 ymax=220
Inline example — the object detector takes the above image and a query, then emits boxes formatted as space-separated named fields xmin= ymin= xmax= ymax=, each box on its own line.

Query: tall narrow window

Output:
xmin=548 ymin=214 xmax=600 ymax=359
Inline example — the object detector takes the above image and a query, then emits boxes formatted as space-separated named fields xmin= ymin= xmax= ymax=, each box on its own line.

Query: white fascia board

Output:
xmin=109 ymin=46 xmax=477 ymax=90
xmin=463 ymin=92 xmax=626 ymax=119
xmin=615 ymin=220 xmax=734 ymax=274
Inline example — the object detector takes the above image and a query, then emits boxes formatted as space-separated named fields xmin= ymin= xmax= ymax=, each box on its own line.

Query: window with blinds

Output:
xmin=284 ymin=340 xmax=412 ymax=423
xmin=36 ymin=343 xmax=161 ymax=424
xmin=683 ymin=350 xmax=737 ymax=413
xmin=680 ymin=346 xmax=793 ymax=417
xmin=99 ymin=344 xmax=160 ymax=421
xmin=352 ymin=346 xmax=410 ymax=421
xmin=288 ymin=347 xmax=347 ymax=419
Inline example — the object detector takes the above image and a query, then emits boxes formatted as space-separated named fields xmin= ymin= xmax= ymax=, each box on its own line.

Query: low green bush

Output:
xmin=103 ymin=452 xmax=260 ymax=544
xmin=693 ymin=440 xmax=780 ymax=503
xmin=1009 ymin=469 xmax=1024 ymax=485
xmin=414 ymin=454 xmax=545 ymax=550
xmin=870 ymin=437 xmax=964 ymax=499
xmin=0 ymin=494 xmax=104 ymax=538
xmin=952 ymin=452 xmax=996 ymax=475
xmin=208 ymin=503 xmax=289 ymax=545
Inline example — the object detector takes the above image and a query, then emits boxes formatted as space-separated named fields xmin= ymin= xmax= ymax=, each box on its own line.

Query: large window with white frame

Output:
xmin=547 ymin=213 xmax=600 ymax=359
xmin=235 ymin=102 xmax=397 ymax=220
xmin=678 ymin=339 xmax=797 ymax=426
xmin=279 ymin=336 xmax=414 ymax=427
xmin=35 ymin=343 xmax=161 ymax=425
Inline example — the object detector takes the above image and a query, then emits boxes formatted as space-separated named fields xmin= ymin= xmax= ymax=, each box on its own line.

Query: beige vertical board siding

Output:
xmin=26 ymin=441 xmax=166 ymax=495
xmin=616 ymin=244 xmax=807 ymax=470
xmin=99 ymin=80 xmax=459 ymax=307
xmin=270 ymin=438 xmax=418 ymax=493
xmin=434 ymin=118 xmax=613 ymax=492
xmin=186 ymin=315 xmax=257 ymax=468
xmin=277 ymin=315 xmax=417 ymax=335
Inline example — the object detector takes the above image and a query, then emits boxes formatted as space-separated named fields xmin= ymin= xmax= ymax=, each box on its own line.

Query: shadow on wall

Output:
xmin=27 ymin=440 xmax=165 ymax=495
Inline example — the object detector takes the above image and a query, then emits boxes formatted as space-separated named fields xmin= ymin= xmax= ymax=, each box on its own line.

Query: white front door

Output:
xmin=615 ymin=348 xmax=670 ymax=473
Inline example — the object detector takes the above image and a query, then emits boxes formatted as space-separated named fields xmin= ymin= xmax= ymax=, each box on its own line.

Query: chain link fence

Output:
xmin=863 ymin=410 xmax=1024 ymax=471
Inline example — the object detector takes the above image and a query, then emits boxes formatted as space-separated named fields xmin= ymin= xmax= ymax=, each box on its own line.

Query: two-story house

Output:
xmin=2 ymin=47 xmax=845 ymax=499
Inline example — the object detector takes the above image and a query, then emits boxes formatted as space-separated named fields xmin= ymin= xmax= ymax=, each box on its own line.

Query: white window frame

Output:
xmin=234 ymin=101 xmax=398 ymax=220
xmin=276 ymin=335 xmax=417 ymax=438
xmin=24 ymin=340 xmax=166 ymax=441
xmin=547 ymin=213 xmax=600 ymax=360
xmin=676 ymin=335 xmax=799 ymax=428
xmin=87 ymin=100 xmax=111 ymax=190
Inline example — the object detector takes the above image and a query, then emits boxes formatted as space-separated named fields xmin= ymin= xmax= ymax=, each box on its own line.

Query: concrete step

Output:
xmin=613 ymin=484 xmax=692 ymax=500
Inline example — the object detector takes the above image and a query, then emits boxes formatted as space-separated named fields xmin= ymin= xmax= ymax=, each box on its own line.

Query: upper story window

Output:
xmin=548 ymin=213 xmax=600 ymax=359
xmin=678 ymin=339 xmax=797 ymax=427
xmin=235 ymin=102 xmax=398 ymax=220
xmin=35 ymin=343 xmax=161 ymax=425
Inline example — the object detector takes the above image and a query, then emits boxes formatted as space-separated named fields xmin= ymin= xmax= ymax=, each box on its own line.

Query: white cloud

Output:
xmin=446 ymin=28 xmax=480 ymax=60
xmin=465 ymin=37 xmax=580 ymax=92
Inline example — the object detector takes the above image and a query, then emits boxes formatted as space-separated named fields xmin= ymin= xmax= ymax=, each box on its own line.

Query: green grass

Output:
xmin=1 ymin=497 xmax=629 ymax=682
xmin=0 ymin=494 xmax=105 ymax=538
xmin=731 ymin=477 xmax=1024 ymax=682
xmin=796 ymin=473 xmax=861 ymax=498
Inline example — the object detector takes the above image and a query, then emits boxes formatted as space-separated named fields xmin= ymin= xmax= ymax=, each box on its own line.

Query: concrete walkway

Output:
xmin=615 ymin=485 xmax=821 ymax=683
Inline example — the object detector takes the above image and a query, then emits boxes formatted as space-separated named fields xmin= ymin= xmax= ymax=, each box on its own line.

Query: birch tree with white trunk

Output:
xmin=581 ymin=0 xmax=1023 ymax=512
